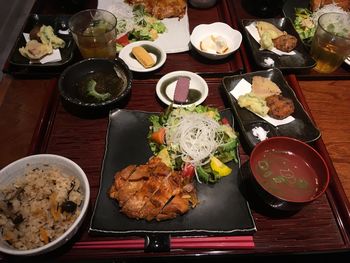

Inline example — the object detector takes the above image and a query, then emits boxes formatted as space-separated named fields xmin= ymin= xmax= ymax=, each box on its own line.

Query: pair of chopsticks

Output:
xmin=73 ymin=236 xmax=254 ymax=250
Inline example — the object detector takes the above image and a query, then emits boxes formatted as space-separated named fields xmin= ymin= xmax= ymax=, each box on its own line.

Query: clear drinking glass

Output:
xmin=69 ymin=9 xmax=117 ymax=59
xmin=310 ymin=12 xmax=350 ymax=73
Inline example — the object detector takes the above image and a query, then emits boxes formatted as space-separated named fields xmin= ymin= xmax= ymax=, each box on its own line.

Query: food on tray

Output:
xmin=125 ymin=0 xmax=187 ymax=19
xmin=173 ymin=76 xmax=190 ymax=103
xmin=294 ymin=3 xmax=348 ymax=45
xmin=252 ymin=126 xmax=269 ymax=141
xmin=75 ymin=71 xmax=127 ymax=103
xmin=148 ymin=105 xmax=239 ymax=184
xmin=266 ymin=94 xmax=295 ymax=119
xmin=19 ymin=24 xmax=65 ymax=60
xmin=19 ymin=40 xmax=53 ymax=60
xmin=116 ymin=5 xmax=166 ymax=50
xmin=200 ymin=35 xmax=229 ymax=54
xmin=0 ymin=165 xmax=83 ymax=250
xmin=252 ymin=146 xmax=319 ymax=202
xmin=256 ymin=21 xmax=284 ymax=40
xmin=109 ymin=157 xmax=198 ymax=221
xmin=310 ymin=0 xmax=349 ymax=11
xmin=237 ymin=76 xmax=294 ymax=119
xmin=132 ymin=46 xmax=156 ymax=68
xmin=37 ymin=25 xmax=65 ymax=49
xmin=272 ymin=34 xmax=298 ymax=53
xmin=251 ymin=76 xmax=281 ymax=99
xmin=256 ymin=21 xmax=297 ymax=52
xmin=108 ymin=106 xmax=238 ymax=222
xmin=238 ymin=93 xmax=270 ymax=117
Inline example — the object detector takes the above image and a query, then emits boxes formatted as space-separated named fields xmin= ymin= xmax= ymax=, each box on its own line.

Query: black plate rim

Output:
xmin=89 ymin=108 xmax=257 ymax=236
xmin=241 ymin=17 xmax=316 ymax=70
xmin=222 ymin=68 xmax=321 ymax=153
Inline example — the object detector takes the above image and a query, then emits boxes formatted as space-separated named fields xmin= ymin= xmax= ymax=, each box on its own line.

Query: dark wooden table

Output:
xmin=1 ymin=0 xmax=350 ymax=261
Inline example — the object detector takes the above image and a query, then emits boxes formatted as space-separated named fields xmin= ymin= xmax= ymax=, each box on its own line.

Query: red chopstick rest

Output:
xmin=173 ymin=76 xmax=190 ymax=104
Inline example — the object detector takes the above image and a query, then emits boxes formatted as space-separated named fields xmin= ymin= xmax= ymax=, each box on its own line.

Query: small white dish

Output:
xmin=156 ymin=71 xmax=208 ymax=108
xmin=118 ymin=41 xmax=166 ymax=72
xmin=190 ymin=22 xmax=242 ymax=60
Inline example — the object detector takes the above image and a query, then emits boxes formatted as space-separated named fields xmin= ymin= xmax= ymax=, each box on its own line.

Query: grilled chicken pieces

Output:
xmin=109 ymin=157 xmax=198 ymax=221
xmin=125 ymin=0 xmax=187 ymax=19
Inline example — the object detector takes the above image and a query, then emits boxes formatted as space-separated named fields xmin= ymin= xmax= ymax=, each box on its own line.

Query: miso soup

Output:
xmin=252 ymin=149 xmax=319 ymax=202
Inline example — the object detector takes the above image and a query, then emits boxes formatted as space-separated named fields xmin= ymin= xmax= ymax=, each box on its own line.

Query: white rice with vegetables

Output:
xmin=0 ymin=165 xmax=83 ymax=250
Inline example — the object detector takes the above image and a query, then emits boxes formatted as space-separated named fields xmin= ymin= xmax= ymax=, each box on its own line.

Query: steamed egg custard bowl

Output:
xmin=248 ymin=137 xmax=329 ymax=211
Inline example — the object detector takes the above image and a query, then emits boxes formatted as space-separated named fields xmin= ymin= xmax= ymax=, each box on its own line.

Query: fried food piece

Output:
xmin=29 ymin=25 xmax=42 ymax=41
xmin=272 ymin=34 xmax=297 ymax=52
xmin=256 ymin=21 xmax=285 ymax=39
xmin=19 ymin=40 xmax=53 ymax=60
xmin=126 ymin=0 xmax=187 ymax=19
xmin=251 ymin=76 xmax=281 ymax=99
xmin=265 ymin=95 xmax=295 ymax=120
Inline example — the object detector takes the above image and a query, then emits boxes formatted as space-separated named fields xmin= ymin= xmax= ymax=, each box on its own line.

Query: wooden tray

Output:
xmin=1 ymin=0 xmax=350 ymax=261
xmin=5 ymin=77 xmax=346 ymax=261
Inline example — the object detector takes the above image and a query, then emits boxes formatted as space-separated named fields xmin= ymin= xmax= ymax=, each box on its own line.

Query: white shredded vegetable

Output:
xmin=312 ymin=4 xmax=348 ymax=25
xmin=165 ymin=113 xmax=224 ymax=167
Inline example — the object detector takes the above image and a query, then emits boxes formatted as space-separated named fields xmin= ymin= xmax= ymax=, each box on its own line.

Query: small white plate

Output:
xmin=156 ymin=71 xmax=208 ymax=108
xmin=98 ymin=0 xmax=190 ymax=54
xmin=118 ymin=41 xmax=166 ymax=72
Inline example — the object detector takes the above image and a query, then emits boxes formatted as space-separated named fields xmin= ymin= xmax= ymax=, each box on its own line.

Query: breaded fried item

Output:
xmin=126 ymin=0 xmax=187 ymax=19
xmin=266 ymin=94 xmax=295 ymax=119
xmin=272 ymin=34 xmax=297 ymax=52
xmin=251 ymin=76 xmax=281 ymax=99
xmin=256 ymin=21 xmax=285 ymax=39
xmin=19 ymin=40 xmax=53 ymax=60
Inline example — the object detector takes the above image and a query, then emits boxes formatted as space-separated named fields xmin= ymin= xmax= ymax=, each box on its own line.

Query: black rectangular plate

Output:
xmin=89 ymin=109 xmax=256 ymax=236
xmin=8 ymin=14 xmax=75 ymax=69
xmin=222 ymin=68 xmax=321 ymax=153
xmin=241 ymin=18 xmax=316 ymax=71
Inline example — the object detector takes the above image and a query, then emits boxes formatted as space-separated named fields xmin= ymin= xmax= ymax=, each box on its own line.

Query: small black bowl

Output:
xmin=58 ymin=58 xmax=132 ymax=118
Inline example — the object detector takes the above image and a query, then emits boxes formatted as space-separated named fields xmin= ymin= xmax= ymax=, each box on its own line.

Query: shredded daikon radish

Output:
xmin=165 ymin=113 xmax=224 ymax=166
xmin=312 ymin=4 xmax=348 ymax=25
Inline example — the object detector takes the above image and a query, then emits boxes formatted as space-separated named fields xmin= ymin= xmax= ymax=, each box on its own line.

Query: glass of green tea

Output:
xmin=69 ymin=9 xmax=117 ymax=59
xmin=310 ymin=12 xmax=350 ymax=74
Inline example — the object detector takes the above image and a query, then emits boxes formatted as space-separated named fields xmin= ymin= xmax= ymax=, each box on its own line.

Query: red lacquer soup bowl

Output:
xmin=248 ymin=136 xmax=330 ymax=211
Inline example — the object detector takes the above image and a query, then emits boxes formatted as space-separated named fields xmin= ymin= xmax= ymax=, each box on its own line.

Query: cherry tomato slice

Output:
xmin=182 ymin=163 xmax=195 ymax=178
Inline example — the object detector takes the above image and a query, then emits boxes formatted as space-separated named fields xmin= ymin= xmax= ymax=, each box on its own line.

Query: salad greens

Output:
xmin=116 ymin=5 xmax=166 ymax=51
xmin=148 ymin=105 xmax=239 ymax=184
xmin=293 ymin=8 xmax=316 ymax=46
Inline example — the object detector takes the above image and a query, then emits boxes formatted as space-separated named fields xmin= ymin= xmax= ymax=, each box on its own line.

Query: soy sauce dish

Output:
xmin=118 ymin=40 xmax=166 ymax=72
xmin=247 ymin=137 xmax=329 ymax=211
xmin=156 ymin=71 xmax=208 ymax=108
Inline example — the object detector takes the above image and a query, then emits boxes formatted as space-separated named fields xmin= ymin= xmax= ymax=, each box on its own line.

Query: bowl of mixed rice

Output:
xmin=0 ymin=154 xmax=90 ymax=256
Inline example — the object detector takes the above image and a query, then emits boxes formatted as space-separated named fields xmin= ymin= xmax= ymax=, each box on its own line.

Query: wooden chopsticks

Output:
xmin=73 ymin=236 xmax=255 ymax=250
